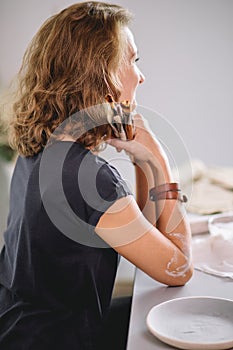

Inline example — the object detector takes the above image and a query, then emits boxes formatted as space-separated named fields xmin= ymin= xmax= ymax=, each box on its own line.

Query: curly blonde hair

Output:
xmin=9 ymin=1 xmax=132 ymax=156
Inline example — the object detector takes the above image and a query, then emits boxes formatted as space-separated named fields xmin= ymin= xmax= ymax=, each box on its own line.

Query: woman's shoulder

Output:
xmin=54 ymin=141 xmax=118 ymax=178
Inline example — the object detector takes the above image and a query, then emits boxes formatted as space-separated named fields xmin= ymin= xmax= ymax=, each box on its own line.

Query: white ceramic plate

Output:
xmin=146 ymin=296 xmax=233 ymax=350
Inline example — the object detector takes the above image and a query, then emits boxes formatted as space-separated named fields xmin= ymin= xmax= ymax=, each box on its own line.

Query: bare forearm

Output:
xmin=148 ymin=151 xmax=192 ymax=255
xmin=135 ymin=162 xmax=156 ymax=225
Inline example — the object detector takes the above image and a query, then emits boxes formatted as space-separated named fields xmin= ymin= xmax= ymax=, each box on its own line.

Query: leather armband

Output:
xmin=149 ymin=182 xmax=188 ymax=203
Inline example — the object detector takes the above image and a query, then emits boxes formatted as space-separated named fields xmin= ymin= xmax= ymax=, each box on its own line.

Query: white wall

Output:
xmin=1 ymin=0 xmax=233 ymax=166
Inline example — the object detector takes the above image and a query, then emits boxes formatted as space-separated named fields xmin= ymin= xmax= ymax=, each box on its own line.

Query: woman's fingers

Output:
xmin=106 ymin=138 xmax=132 ymax=153
xmin=133 ymin=113 xmax=150 ymax=130
xmin=106 ymin=113 xmax=160 ymax=162
xmin=106 ymin=137 xmax=151 ymax=163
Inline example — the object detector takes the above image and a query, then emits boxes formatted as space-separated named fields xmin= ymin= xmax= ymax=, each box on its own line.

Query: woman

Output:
xmin=0 ymin=2 xmax=193 ymax=349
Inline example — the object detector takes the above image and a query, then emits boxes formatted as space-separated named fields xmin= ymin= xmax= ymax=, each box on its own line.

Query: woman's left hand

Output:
xmin=106 ymin=113 xmax=168 ymax=165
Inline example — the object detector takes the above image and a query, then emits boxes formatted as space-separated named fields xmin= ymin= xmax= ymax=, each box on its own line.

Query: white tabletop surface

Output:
xmin=126 ymin=268 xmax=233 ymax=349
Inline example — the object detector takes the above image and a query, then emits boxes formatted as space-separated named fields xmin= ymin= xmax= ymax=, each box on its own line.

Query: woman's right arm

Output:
xmin=96 ymin=115 xmax=193 ymax=286
xmin=95 ymin=195 xmax=193 ymax=286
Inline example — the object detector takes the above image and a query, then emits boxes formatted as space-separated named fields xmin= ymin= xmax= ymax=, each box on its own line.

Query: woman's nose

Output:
xmin=139 ymin=70 xmax=145 ymax=84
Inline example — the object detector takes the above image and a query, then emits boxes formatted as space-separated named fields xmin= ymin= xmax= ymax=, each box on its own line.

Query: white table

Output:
xmin=126 ymin=268 xmax=233 ymax=349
